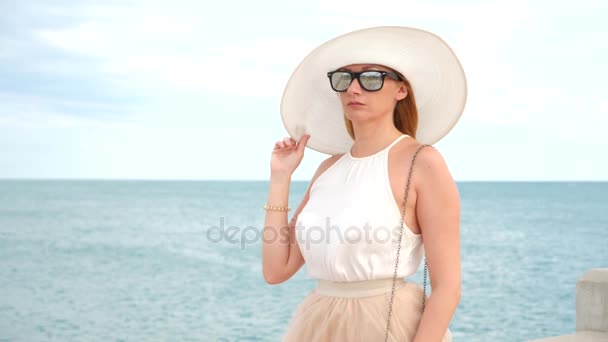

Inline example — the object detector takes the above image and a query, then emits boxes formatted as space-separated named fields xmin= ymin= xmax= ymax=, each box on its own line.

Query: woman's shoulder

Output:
xmin=311 ymin=153 xmax=344 ymax=181
xmin=405 ymin=141 xmax=456 ymax=193
xmin=391 ymin=137 xmax=452 ymax=188
xmin=321 ymin=153 xmax=344 ymax=168
xmin=394 ymin=137 xmax=447 ymax=172
xmin=414 ymin=144 xmax=447 ymax=170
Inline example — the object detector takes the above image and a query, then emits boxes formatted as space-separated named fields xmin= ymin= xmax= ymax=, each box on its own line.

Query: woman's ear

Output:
xmin=395 ymin=83 xmax=408 ymax=101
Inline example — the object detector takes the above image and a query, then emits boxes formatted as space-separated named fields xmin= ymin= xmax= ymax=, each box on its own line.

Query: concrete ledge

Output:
xmin=528 ymin=269 xmax=608 ymax=342
xmin=577 ymin=268 xmax=608 ymax=332
xmin=528 ymin=331 xmax=608 ymax=342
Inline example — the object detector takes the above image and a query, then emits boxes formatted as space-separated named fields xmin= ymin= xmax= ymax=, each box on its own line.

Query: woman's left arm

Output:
xmin=412 ymin=146 xmax=461 ymax=342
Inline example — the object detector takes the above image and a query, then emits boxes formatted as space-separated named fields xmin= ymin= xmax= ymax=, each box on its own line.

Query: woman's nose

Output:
xmin=347 ymin=78 xmax=363 ymax=94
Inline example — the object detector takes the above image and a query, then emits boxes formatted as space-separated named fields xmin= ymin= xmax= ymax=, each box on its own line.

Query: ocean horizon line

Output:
xmin=1 ymin=178 xmax=607 ymax=183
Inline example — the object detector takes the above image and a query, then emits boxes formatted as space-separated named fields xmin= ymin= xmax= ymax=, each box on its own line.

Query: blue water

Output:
xmin=0 ymin=180 xmax=606 ymax=341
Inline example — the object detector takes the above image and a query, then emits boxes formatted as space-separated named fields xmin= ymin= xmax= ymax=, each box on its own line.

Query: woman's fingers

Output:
xmin=283 ymin=137 xmax=295 ymax=146
xmin=296 ymin=134 xmax=310 ymax=153
xmin=275 ymin=137 xmax=297 ymax=150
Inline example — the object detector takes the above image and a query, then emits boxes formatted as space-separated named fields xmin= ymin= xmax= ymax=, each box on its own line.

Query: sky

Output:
xmin=0 ymin=0 xmax=607 ymax=181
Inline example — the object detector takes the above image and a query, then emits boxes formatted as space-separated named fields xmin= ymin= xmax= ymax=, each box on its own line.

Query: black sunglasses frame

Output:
xmin=326 ymin=70 xmax=402 ymax=92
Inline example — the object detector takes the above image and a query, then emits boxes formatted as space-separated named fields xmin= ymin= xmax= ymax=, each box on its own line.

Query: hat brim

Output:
xmin=280 ymin=26 xmax=467 ymax=155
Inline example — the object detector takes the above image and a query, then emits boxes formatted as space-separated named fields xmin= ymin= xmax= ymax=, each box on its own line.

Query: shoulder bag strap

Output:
xmin=384 ymin=144 xmax=431 ymax=342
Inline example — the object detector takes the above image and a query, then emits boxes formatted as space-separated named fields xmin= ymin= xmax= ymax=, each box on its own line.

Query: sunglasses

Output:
xmin=327 ymin=70 xmax=402 ymax=92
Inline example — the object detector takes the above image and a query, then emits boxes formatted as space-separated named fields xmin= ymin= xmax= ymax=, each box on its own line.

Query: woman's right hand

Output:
xmin=270 ymin=134 xmax=311 ymax=177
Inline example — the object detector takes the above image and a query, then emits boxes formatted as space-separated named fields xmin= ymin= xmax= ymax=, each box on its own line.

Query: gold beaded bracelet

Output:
xmin=263 ymin=204 xmax=291 ymax=212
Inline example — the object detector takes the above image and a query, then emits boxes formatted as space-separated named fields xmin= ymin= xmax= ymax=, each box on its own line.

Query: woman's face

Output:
xmin=335 ymin=64 xmax=407 ymax=123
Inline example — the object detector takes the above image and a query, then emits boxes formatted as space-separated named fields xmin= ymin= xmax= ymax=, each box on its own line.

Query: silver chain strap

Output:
xmin=384 ymin=144 xmax=430 ymax=342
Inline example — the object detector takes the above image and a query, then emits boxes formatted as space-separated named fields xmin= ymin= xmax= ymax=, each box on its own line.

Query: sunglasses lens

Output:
xmin=330 ymin=72 xmax=352 ymax=91
xmin=359 ymin=71 xmax=383 ymax=91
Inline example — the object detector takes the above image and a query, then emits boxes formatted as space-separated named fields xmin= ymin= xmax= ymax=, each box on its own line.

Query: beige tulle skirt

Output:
xmin=282 ymin=278 xmax=452 ymax=342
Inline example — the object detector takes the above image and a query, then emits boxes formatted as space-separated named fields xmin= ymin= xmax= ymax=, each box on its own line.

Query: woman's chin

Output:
xmin=344 ymin=109 xmax=370 ymax=121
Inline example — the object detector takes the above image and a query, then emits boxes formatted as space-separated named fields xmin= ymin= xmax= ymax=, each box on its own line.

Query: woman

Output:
xmin=262 ymin=26 xmax=466 ymax=341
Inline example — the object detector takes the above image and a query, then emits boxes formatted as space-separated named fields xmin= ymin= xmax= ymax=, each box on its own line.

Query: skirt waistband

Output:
xmin=315 ymin=278 xmax=408 ymax=298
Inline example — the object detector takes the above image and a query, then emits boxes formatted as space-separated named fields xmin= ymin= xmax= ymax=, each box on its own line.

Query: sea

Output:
xmin=0 ymin=180 xmax=606 ymax=342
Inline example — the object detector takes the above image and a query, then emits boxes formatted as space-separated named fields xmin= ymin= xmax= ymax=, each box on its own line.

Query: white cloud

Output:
xmin=0 ymin=92 xmax=138 ymax=129
xmin=33 ymin=4 xmax=319 ymax=98
xmin=2 ymin=0 xmax=608 ymax=179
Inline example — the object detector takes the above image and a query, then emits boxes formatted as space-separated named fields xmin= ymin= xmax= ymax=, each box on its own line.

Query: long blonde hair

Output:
xmin=344 ymin=72 xmax=418 ymax=139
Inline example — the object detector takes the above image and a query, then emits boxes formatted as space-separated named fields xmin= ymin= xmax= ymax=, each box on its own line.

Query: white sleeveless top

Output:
xmin=295 ymin=134 xmax=424 ymax=282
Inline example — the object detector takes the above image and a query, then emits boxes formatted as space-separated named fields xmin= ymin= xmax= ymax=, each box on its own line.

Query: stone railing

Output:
xmin=528 ymin=268 xmax=608 ymax=342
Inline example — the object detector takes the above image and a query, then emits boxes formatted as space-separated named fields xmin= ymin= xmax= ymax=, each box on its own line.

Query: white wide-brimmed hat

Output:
xmin=280 ymin=26 xmax=467 ymax=155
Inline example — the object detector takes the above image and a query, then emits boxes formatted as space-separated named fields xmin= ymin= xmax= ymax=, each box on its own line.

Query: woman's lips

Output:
xmin=347 ymin=101 xmax=365 ymax=106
